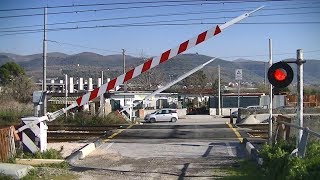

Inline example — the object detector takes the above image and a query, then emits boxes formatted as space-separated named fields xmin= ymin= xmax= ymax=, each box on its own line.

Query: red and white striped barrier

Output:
xmin=67 ymin=6 xmax=263 ymax=109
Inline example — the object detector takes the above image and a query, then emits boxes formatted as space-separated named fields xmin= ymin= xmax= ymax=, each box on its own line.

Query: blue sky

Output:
xmin=0 ymin=0 xmax=319 ymax=61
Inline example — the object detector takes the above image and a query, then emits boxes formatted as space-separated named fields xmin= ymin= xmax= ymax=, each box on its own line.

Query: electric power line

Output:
xmin=0 ymin=0 xmax=304 ymax=12
xmin=1 ymin=21 xmax=320 ymax=37
xmin=1 ymin=8 xmax=320 ymax=31
xmin=0 ymin=1 xmax=319 ymax=19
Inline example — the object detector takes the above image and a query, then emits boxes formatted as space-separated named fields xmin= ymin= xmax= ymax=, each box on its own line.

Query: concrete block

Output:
xmin=79 ymin=143 xmax=96 ymax=159
xmin=209 ymin=108 xmax=217 ymax=115
xmin=245 ymin=142 xmax=255 ymax=155
xmin=0 ymin=163 xmax=33 ymax=179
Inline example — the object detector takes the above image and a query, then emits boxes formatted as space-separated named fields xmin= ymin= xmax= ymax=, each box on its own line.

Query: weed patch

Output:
xmin=259 ymin=140 xmax=320 ymax=179
xmin=219 ymin=160 xmax=267 ymax=180
xmin=17 ymin=148 xmax=63 ymax=159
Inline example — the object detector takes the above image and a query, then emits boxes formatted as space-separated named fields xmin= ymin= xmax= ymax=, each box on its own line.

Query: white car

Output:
xmin=144 ymin=108 xmax=178 ymax=123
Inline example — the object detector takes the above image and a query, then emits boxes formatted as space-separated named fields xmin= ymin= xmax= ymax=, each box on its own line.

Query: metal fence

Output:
xmin=276 ymin=120 xmax=320 ymax=157
xmin=0 ymin=126 xmax=16 ymax=162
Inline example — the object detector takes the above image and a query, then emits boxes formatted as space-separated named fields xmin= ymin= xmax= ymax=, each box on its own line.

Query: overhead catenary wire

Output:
xmin=1 ymin=21 xmax=320 ymax=37
xmin=0 ymin=1 xmax=247 ymax=19
xmin=0 ymin=0 xmax=308 ymax=12
xmin=1 ymin=9 xmax=320 ymax=31
xmin=0 ymin=1 xmax=320 ymax=19
xmin=1 ymin=6 xmax=320 ymax=34
xmin=0 ymin=1 xmax=319 ymax=36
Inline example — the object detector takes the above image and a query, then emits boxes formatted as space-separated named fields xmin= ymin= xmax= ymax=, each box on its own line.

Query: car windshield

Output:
xmin=151 ymin=110 xmax=159 ymax=114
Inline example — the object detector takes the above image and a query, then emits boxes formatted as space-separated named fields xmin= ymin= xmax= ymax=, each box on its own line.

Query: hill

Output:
xmin=0 ymin=52 xmax=319 ymax=85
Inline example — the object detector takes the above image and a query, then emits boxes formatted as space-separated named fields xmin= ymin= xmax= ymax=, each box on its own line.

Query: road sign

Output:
xmin=235 ymin=69 xmax=242 ymax=80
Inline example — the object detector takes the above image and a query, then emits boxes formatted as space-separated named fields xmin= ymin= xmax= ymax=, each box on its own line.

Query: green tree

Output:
xmin=5 ymin=75 xmax=37 ymax=103
xmin=0 ymin=62 xmax=36 ymax=103
xmin=0 ymin=62 xmax=25 ymax=85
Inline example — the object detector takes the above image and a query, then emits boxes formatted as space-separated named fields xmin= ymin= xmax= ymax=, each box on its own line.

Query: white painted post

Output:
xmin=218 ymin=65 xmax=221 ymax=115
xmin=69 ymin=77 xmax=74 ymax=93
xmin=297 ymin=49 xmax=304 ymax=144
xmin=98 ymin=78 xmax=102 ymax=87
xmin=65 ymin=74 xmax=68 ymax=118
xmin=88 ymin=78 xmax=93 ymax=91
xmin=79 ymin=77 xmax=84 ymax=91
xmin=268 ymin=39 xmax=273 ymax=145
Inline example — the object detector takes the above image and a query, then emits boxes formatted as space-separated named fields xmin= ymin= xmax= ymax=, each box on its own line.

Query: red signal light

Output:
xmin=268 ymin=62 xmax=293 ymax=88
xmin=273 ymin=69 xmax=286 ymax=81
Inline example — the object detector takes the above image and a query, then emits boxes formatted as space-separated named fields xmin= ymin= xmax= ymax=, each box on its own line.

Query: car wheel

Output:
xmin=150 ymin=118 xmax=156 ymax=123
xmin=170 ymin=117 xmax=177 ymax=122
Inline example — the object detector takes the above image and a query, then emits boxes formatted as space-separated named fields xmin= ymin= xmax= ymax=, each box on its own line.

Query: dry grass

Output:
xmin=0 ymin=99 xmax=33 ymax=125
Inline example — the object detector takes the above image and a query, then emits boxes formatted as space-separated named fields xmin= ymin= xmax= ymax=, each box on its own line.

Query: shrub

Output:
xmin=17 ymin=148 xmax=63 ymax=159
xmin=259 ymin=139 xmax=320 ymax=179
xmin=0 ymin=100 xmax=33 ymax=125
xmin=49 ymin=111 xmax=129 ymax=126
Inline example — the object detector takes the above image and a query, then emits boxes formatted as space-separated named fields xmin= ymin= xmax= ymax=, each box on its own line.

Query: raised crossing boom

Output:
xmin=16 ymin=6 xmax=263 ymax=153
xmin=19 ymin=6 xmax=264 ymax=133
xmin=66 ymin=6 xmax=264 ymax=111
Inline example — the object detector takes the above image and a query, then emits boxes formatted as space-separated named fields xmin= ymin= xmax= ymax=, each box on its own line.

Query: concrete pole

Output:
xmin=69 ymin=77 xmax=74 ymax=93
xmin=237 ymin=80 xmax=240 ymax=108
xmin=297 ymin=49 xmax=304 ymax=144
xmin=264 ymin=62 xmax=267 ymax=88
xmin=88 ymin=78 xmax=93 ymax=91
xmin=100 ymin=71 xmax=105 ymax=118
xmin=79 ymin=78 xmax=84 ymax=91
xmin=98 ymin=78 xmax=102 ymax=87
xmin=122 ymin=49 xmax=127 ymax=92
xmin=218 ymin=65 xmax=221 ymax=115
xmin=268 ymin=38 xmax=273 ymax=145
xmin=65 ymin=74 xmax=68 ymax=118
xmin=42 ymin=7 xmax=47 ymax=116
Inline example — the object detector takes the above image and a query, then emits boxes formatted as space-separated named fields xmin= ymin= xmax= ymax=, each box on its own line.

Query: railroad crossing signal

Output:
xmin=268 ymin=61 xmax=294 ymax=88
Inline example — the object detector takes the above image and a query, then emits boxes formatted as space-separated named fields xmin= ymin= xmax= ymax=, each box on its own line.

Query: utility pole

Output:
xmin=100 ymin=71 xmax=105 ymax=118
xmin=237 ymin=80 xmax=240 ymax=108
xmin=65 ymin=74 xmax=68 ymax=119
xmin=218 ymin=65 xmax=221 ymax=115
xmin=268 ymin=38 xmax=273 ymax=145
xmin=297 ymin=49 xmax=304 ymax=144
xmin=42 ymin=7 xmax=47 ymax=116
xmin=264 ymin=62 xmax=267 ymax=88
xmin=122 ymin=49 xmax=127 ymax=92
xmin=235 ymin=69 xmax=242 ymax=109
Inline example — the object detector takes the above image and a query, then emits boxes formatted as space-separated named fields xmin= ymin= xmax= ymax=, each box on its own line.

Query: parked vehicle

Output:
xmin=144 ymin=108 xmax=178 ymax=123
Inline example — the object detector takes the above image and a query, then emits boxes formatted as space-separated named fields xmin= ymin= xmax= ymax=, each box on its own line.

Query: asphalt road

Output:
xmin=72 ymin=116 xmax=248 ymax=179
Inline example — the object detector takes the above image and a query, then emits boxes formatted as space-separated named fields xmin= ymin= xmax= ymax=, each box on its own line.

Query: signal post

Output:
xmin=267 ymin=49 xmax=306 ymax=146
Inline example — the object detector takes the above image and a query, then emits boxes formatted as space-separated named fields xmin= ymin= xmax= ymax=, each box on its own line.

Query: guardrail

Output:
xmin=276 ymin=121 xmax=320 ymax=157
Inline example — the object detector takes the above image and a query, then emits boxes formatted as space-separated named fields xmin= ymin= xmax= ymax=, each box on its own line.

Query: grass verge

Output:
xmin=215 ymin=160 xmax=267 ymax=180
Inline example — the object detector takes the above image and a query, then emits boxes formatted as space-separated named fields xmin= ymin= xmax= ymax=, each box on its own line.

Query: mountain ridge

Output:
xmin=1 ymin=52 xmax=319 ymax=85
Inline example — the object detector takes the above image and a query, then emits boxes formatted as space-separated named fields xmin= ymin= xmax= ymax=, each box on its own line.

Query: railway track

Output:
xmin=47 ymin=125 xmax=125 ymax=142
xmin=236 ymin=124 xmax=269 ymax=139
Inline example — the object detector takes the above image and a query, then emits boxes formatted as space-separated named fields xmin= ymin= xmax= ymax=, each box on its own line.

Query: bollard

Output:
xmin=230 ymin=109 xmax=233 ymax=124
